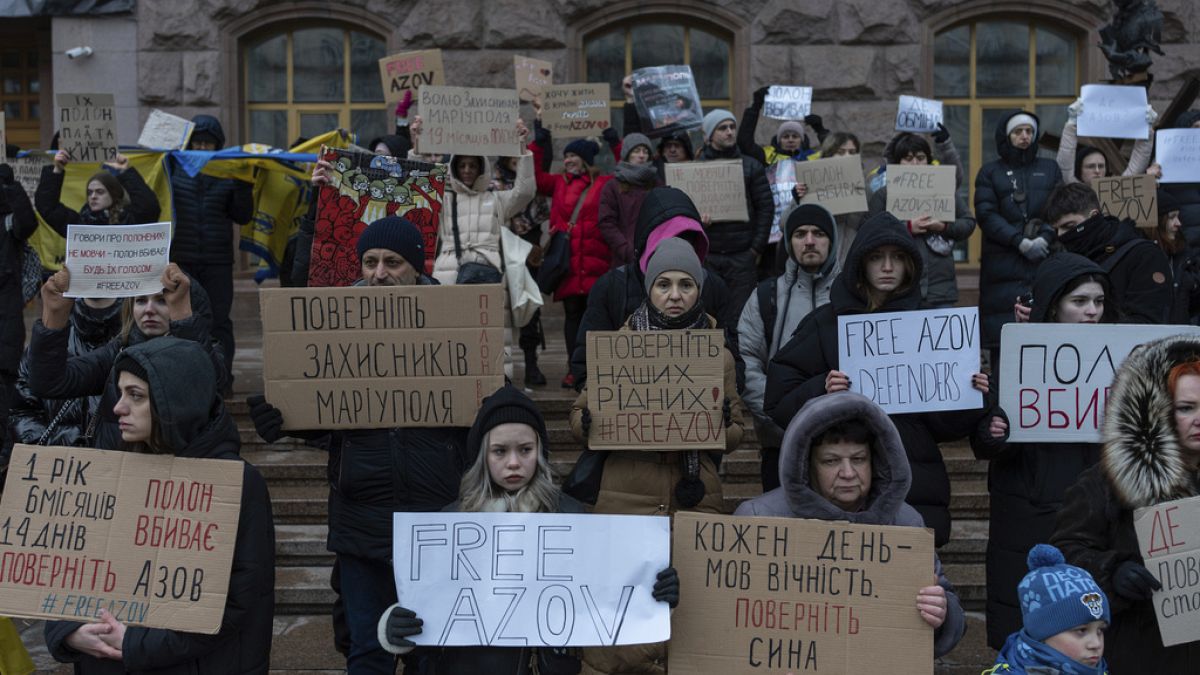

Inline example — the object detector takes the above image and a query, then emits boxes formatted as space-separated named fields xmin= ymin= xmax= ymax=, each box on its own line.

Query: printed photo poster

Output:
xmin=307 ymin=146 xmax=446 ymax=287
xmin=630 ymin=65 xmax=703 ymax=138
xmin=767 ymin=159 xmax=797 ymax=244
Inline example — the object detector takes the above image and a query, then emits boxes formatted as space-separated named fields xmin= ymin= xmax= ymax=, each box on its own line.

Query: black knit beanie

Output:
xmin=564 ymin=138 xmax=599 ymax=166
xmin=113 ymin=353 xmax=149 ymax=384
xmin=466 ymin=384 xmax=550 ymax=457
xmin=355 ymin=216 xmax=425 ymax=269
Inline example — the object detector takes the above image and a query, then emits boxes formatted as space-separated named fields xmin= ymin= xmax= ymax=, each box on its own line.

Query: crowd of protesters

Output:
xmin=0 ymin=69 xmax=1198 ymax=674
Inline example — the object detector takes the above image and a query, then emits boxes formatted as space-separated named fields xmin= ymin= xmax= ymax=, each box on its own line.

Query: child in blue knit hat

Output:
xmin=985 ymin=544 xmax=1109 ymax=674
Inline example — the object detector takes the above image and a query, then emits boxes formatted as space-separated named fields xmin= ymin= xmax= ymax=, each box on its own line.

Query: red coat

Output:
xmin=531 ymin=141 xmax=613 ymax=299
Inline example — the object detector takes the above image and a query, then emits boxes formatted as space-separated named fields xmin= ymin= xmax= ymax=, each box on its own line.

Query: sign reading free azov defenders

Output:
xmin=261 ymin=285 xmax=505 ymax=429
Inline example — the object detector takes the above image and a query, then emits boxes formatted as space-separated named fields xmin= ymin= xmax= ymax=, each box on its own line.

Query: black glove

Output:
xmin=752 ymin=86 xmax=770 ymax=110
xmin=722 ymin=398 xmax=732 ymax=428
xmin=601 ymin=127 xmax=620 ymax=149
xmin=384 ymin=606 xmax=423 ymax=648
xmin=804 ymin=114 xmax=826 ymax=135
xmin=580 ymin=407 xmax=591 ymax=437
xmin=1112 ymin=561 xmax=1161 ymax=601
xmin=932 ymin=123 xmax=950 ymax=144
xmin=652 ymin=567 xmax=680 ymax=608
xmin=246 ymin=394 xmax=284 ymax=444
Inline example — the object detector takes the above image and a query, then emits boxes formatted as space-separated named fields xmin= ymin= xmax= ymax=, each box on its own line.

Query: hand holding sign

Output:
xmin=1078 ymin=84 xmax=1150 ymax=140
xmin=40 ymin=268 xmax=73 ymax=330
xmin=162 ymin=263 xmax=192 ymax=320
xmin=64 ymin=618 xmax=122 ymax=660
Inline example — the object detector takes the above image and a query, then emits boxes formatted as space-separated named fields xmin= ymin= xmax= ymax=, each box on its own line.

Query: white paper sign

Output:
xmin=64 ymin=222 xmax=171 ymax=298
xmin=999 ymin=324 xmax=1200 ymax=442
xmin=838 ymin=307 xmax=982 ymax=414
xmin=138 ymin=109 xmax=195 ymax=150
xmin=895 ymin=96 xmax=943 ymax=133
xmin=1133 ymin=495 xmax=1200 ymax=647
xmin=1078 ymin=84 xmax=1150 ymax=140
xmin=763 ymin=86 xmax=812 ymax=120
xmin=1156 ymin=129 xmax=1200 ymax=184
xmin=392 ymin=512 xmax=671 ymax=647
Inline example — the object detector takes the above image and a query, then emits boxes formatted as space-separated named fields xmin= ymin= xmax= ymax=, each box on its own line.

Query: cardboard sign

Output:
xmin=1156 ymin=129 xmax=1200 ymax=184
xmin=514 ymin=55 xmax=553 ymax=102
xmin=541 ymin=83 xmax=610 ymax=139
xmin=1133 ymin=495 xmax=1200 ymax=647
xmin=585 ymin=329 xmax=725 ymax=450
xmin=998 ymin=324 xmax=1200 ymax=442
xmin=9 ymin=155 xmax=47 ymax=198
xmin=64 ymin=222 xmax=171 ymax=298
xmin=137 ymin=109 xmax=195 ymax=150
xmin=895 ymin=95 xmax=943 ymax=133
xmin=0 ymin=444 xmax=243 ymax=634
xmin=767 ymin=160 xmax=797 ymax=243
xmin=630 ymin=65 xmax=703 ymax=137
xmin=56 ymin=93 xmax=117 ymax=163
xmin=1095 ymin=174 xmax=1158 ymax=229
xmin=417 ymin=86 xmax=522 ymax=157
xmin=378 ymin=49 xmax=445 ymax=104
xmin=307 ymin=147 xmax=445 ymax=287
xmin=796 ymin=154 xmax=868 ymax=215
xmin=763 ymin=86 xmax=812 ymax=120
xmin=886 ymin=164 xmax=956 ymax=223
xmin=260 ymin=284 xmax=505 ymax=429
xmin=1078 ymin=84 xmax=1150 ymax=140
xmin=392 ymin=512 xmax=671 ymax=647
xmin=670 ymin=512 xmax=934 ymax=675
xmin=838 ymin=308 xmax=982 ymax=414
xmin=665 ymin=160 xmax=748 ymax=223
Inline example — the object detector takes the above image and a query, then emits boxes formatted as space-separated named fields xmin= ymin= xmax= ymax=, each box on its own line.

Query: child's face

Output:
xmin=1044 ymin=620 xmax=1105 ymax=668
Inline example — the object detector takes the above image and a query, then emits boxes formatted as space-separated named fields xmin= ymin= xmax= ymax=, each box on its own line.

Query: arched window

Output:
xmin=243 ymin=25 xmax=387 ymax=148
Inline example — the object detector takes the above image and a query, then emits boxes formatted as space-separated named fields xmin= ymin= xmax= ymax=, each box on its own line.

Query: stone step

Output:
xmin=276 ymin=565 xmax=338 ymax=614
xmin=275 ymin=524 xmax=335 ymax=566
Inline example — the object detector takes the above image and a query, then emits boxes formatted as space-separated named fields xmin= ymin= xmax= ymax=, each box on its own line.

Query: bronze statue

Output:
xmin=1099 ymin=0 xmax=1164 ymax=81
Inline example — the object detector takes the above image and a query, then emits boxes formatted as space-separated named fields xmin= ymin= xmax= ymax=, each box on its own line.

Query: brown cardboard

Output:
xmin=885 ymin=164 xmax=956 ymax=223
xmin=541 ymin=83 xmax=610 ymax=139
xmin=1133 ymin=495 xmax=1200 ymax=647
xmin=585 ymin=330 xmax=725 ymax=450
xmin=10 ymin=155 xmax=49 ymax=197
xmin=417 ymin=85 xmax=523 ymax=157
xmin=670 ymin=512 xmax=935 ymax=674
xmin=665 ymin=160 xmax=748 ymax=223
xmin=0 ymin=444 xmax=243 ymax=634
xmin=796 ymin=154 xmax=868 ymax=215
xmin=56 ymin=93 xmax=117 ymax=164
xmin=1095 ymin=174 xmax=1158 ymax=230
xmin=260 ymin=285 xmax=506 ymax=429
xmin=378 ymin=49 xmax=445 ymax=104
xmin=513 ymin=56 xmax=553 ymax=102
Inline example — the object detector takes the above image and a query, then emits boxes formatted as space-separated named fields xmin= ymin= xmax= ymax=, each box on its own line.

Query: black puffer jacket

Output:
xmin=9 ymin=299 xmax=123 ymax=446
xmin=168 ymin=116 xmax=254 ymax=266
xmin=0 ymin=172 xmax=37 ymax=372
xmin=764 ymin=213 xmax=986 ymax=546
xmin=1167 ymin=249 xmax=1200 ymax=323
xmin=45 ymin=338 xmax=275 ymax=675
xmin=1051 ymin=334 xmax=1200 ymax=673
xmin=694 ymin=144 xmax=774 ymax=255
xmin=1057 ymin=213 xmax=1172 ymax=324
xmin=1166 ymin=110 xmax=1200 ymax=258
xmin=34 ymin=164 xmax=160 ymax=236
xmin=974 ymin=111 xmax=1061 ymax=348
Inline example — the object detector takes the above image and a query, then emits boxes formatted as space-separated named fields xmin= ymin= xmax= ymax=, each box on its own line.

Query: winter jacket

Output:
xmin=694 ymin=144 xmax=774 ymax=255
xmin=9 ymin=299 xmax=122 ymax=446
xmin=974 ymin=111 xmax=1062 ymax=348
xmin=1050 ymin=334 xmax=1200 ymax=673
xmin=425 ymin=152 xmax=534 ymax=284
xmin=1056 ymin=119 xmax=1153 ymax=184
xmin=596 ymin=176 xmax=657 ymax=267
xmin=34 ymin=164 xmax=160 ymax=236
xmin=1 ymin=174 xmax=37 ymax=373
xmin=1057 ymin=213 xmax=1172 ymax=324
xmin=26 ymin=277 xmax=224 ymax=451
xmin=763 ymin=214 xmax=987 ymax=546
xmin=1165 ymin=112 xmax=1200 ymax=258
xmin=168 ymin=115 xmax=254 ymax=266
xmin=1166 ymin=248 xmax=1200 ymax=323
xmin=45 ymin=338 xmax=274 ymax=675
xmin=735 ymin=392 xmax=966 ymax=658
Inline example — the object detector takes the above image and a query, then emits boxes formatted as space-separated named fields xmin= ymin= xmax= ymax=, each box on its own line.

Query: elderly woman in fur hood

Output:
xmin=1051 ymin=334 xmax=1200 ymax=671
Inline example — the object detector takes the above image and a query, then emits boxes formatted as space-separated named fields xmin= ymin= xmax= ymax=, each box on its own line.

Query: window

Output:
xmin=0 ymin=35 xmax=44 ymax=149
xmin=934 ymin=19 xmax=1081 ymax=263
xmin=243 ymin=25 xmax=387 ymax=149
xmin=583 ymin=21 xmax=733 ymax=136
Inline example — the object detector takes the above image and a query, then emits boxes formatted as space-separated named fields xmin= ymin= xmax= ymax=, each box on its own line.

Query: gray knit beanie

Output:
xmin=643 ymin=237 xmax=705 ymax=295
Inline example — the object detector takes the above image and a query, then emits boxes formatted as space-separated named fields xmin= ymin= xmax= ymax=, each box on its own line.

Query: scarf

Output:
xmin=614 ymin=161 xmax=659 ymax=188
xmin=990 ymin=631 xmax=1107 ymax=675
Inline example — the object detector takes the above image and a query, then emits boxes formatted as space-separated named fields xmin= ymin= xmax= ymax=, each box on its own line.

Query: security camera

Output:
xmin=65 ymin=46 xmax=94 ymax=60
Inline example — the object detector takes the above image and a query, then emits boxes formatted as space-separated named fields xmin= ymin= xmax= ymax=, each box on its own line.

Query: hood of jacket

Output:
xmin=633 ymin=186 xmax=703 ymax=260
xmin=657 ymin=130 xmax=694 ymax=160
xmin=1029 ymin=252 xmax=1113 ymax=323
xmin=830 ymin=211 xmax=924 ymax=313
xmin=993 ymin=110 xmax=1042 ymax=166
xmin=191 ymin=114 xmax=226 ymax=149
xmin=776 ymin=392 xmax=912 ymax=522
xmin=447 ymin=154 xmax=493 ymax=194
xmin=1102 ymin=334 xmax=1200 ymax=509
xmin=367 ymin=134 xmax=413 ymax=159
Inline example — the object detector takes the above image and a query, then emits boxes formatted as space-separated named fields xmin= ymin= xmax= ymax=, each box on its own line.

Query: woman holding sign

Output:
xmin=44 ymin=337 xmax=275 ymax=673
xmin=1051 ymin=334 xmax=1200 ymax=671
xmin=35 ymin=151 xmax=160 ymax=235
xmin=1056 ymin=96 xmax=1156 ymax=185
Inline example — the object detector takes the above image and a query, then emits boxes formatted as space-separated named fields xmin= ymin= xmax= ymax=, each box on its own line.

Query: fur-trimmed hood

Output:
xmin=1102 ymin=334 xmax=1200 ymax=509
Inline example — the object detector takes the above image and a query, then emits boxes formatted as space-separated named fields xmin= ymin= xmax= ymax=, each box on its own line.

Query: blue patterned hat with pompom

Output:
xmin=1016 ymin=544 xmax=1111 ymax=640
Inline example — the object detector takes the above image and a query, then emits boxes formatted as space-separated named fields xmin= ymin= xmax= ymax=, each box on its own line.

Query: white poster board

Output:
xmin=392 ymin=512 xmax=671 ymax=647
xmin=64 ymin=222 xmax=171 ymax=298
xmin=1078 ymin=84 xmax=1150 ymax=140
xmin=838 ymin=307 xmax=982 ymax=414
xmin=763 ymin=86 xmax=812 ymax=120
xmin=138 ymin=109 xmax=195 ymax=150
xmin=998 ymin=323 xmax=1200 ymax=442
xmin=1156 ymin=129 xmax=1200 ymax=184
xmin=1133 ymin=495 xmax=1200 ymax=647
xmin=895 ymin=96 xmax=943 ymax=133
